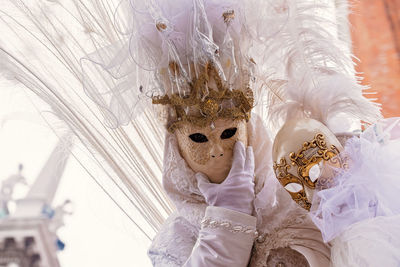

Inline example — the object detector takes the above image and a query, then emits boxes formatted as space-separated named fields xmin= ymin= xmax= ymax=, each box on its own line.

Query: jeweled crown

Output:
xmin=152 ymin=61 xmax=254 ymax=133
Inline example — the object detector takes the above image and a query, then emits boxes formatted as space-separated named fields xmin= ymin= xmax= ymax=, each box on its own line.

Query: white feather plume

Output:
xmin=0 ymin=0 xmax=174 ymax=239
xmin=269 ymin=74 xmax=382 ymax=130
xmin=263 ymin=0 xmax=382 ymax=133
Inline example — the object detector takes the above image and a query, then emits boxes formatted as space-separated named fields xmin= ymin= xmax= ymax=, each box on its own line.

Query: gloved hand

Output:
xmin=196 ymin=141 xmax=255 ymax=215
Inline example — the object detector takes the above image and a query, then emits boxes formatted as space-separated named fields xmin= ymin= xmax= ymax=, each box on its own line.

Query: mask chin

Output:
xmin=175 ymin=119 xmax=248 ymax=183
xmin=272 ymin=118 xmax=344 ymax=211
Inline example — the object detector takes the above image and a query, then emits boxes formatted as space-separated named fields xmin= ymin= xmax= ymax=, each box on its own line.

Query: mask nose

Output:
xmin=210 ymin=144 xmax=224 ymax=158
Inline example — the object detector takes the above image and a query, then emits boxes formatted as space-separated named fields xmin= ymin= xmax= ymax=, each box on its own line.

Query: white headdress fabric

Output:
xmin=80 ymin=0 xmax=288 ymax=128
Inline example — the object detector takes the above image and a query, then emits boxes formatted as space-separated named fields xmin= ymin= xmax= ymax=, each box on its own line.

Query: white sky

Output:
xmin=0 ymin=82 xmax=152 ymax=266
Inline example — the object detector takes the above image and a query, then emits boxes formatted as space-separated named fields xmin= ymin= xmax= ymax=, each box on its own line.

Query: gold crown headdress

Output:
xmin=152 ymin=61 xmax=254 ymax=133
xmin=78 ymin=0 xmax=280 ymax=130
xmin=133 ymin=4 xmax=258 ymax=133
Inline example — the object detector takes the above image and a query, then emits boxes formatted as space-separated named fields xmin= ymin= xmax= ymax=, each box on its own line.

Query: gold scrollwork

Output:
xmin=289 ymin=133 xmax=340 ymax=188
xmin=152 ymin=61 xmax=254 ymax=133
xmin=223 ymin=10 xmax=235 ymax=24
xmin=273 ymin=158 xmax=312 ymax=211
xmin=273 ymin=133 xmax=345 ymax=211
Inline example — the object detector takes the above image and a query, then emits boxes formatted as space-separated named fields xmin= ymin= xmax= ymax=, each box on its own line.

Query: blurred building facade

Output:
xmin=350 ymin=0 xmax=400 ymax=117
xmin=0 ymin=138 xmax=71 ymax=267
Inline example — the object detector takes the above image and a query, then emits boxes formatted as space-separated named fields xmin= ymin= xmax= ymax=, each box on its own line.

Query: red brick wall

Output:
xmin=350 ymin=0 xmax=400 ymax=117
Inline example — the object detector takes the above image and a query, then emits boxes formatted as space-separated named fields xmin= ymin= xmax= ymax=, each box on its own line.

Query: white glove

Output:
xmin=196 ymin=141 xmax=255 ymax=215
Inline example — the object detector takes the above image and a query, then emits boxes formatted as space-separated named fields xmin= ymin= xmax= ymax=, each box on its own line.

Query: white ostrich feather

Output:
xmin=0 ymin=0 xmax=173 ymax=239
xmin=269 ymin=74 xmax=382 ymax=131
xmin=263 ymin=0 xmax=382 ymax=133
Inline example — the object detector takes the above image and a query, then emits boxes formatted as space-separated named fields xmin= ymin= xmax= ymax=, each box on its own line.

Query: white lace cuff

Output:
xmin=201 ymin=206 xmax=257 ymax=237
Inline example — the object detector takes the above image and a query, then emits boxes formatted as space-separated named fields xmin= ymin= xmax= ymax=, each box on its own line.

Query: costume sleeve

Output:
xmin=148 ymin=213 xmax=198 ymax=267
xmin=148 ymin=207 xmax=257 ymax=267
xmin=183 ymin=206 xmax=257 ymax=267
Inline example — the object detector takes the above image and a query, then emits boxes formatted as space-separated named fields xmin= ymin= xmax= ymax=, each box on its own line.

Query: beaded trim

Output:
xmin=201 ymin=217 xmax=258 ymax=237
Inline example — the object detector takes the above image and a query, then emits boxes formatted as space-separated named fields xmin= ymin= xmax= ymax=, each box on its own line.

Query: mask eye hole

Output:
xmin=309 ymin=163 xmax=321 ymax=182
xmin=189 ymin=133 xmax=208 ymax=143
xmin=284 ymin=183 xmax=303 ymax=193
xmin=220 ymin=127 xmax=237 ymax=139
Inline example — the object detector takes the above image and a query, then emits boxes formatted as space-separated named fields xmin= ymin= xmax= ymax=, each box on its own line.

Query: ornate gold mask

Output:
xmin=272 ymin=119 xmax=344 ymax=210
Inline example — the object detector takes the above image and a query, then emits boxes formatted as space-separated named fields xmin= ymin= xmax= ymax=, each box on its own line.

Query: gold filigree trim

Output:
xmin=289 ymin=133 xmax=340 ymax=188
xmin=273 ymin=133 xmax=342 ymax=211
xmin=273 ymin=158 xmax=311 ymax=210
xmin=223 ymin=10 xmax=235 ymax=24
xmin=152 ymin=61 xmax=254 ymax=132
xmin=156 ymin=22 xmax=167 ymax=32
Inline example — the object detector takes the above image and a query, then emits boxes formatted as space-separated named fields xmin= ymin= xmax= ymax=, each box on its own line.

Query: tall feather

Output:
xmin=263 ymin=0 xmax=382 ymax=133
xmin=0 ymin=0 xmax=173 ymax=239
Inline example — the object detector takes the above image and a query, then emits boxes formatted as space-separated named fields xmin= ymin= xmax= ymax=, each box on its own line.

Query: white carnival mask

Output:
xmin=175 ymin=119 xmax=248 ymax=184
xmin=272 ymin=118 xmax=344 ymax=210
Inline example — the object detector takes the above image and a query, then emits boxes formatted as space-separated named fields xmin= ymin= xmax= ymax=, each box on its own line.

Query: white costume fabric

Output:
xmin=330 ymin=215 xmax=400 ymax=267
xmin=311 ymin=118 xmax=400 ymax=267
xmin=148 ymin=115 xmax=330 ymax=266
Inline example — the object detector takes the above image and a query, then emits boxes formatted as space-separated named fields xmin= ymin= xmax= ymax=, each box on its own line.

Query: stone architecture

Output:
xmin=0 ymin=137 xmax=71 ymax=267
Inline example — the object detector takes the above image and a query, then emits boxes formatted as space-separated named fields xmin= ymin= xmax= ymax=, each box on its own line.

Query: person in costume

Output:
xmin=0 ymin=0 xmax=390 ymax=266
xmin=134 ymin=1 xmax=378 ymax=266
